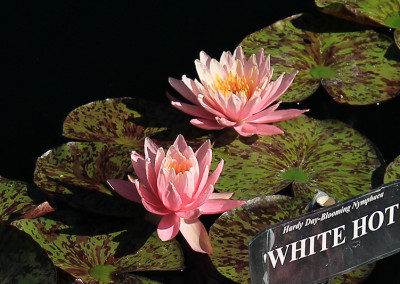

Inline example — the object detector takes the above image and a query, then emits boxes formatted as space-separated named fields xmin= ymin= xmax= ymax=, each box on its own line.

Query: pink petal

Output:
xmin=194 ymin=141 xmax=212 ymax=188
xmin=233 ymin=46 xmax=245 ymax=62
xmin=234 ymin=123 xmax=283 ymax=137
xmin=161 ymin=182 xmax=182 ymax=211
xmin=199 ymin=50 xmax=212 ymax=67
xmin=248 ymin=108 xmax=308 ymax=124
xmin=190 ymin=118 xmax=225 ymax=130
xmin=158 ymin=213 xmax=180 ymax=241
xmin=173 ymin=170 xmax=195 ymax=204
xmin=107 ymin=179 xmax=142 ymax=203
xmin=154 ymin=147 xmax=165 ymax=176
xmin=175 ymin=208 xmax=202 ymax=219
xmin=202 ymin=159 xmax=224 ymax=193
xmin=134 ymin=179 xmax=161 ymax=207
xmin=197 ymin=94 xmax=227 ymax=119
xmin=168 ymin=77 xmax=199 ymax=105
xmin=209 ymin=192 xmax=235 ymax=199
xmin=186 ymin=184 xmax=214 ymax=211
xmin=173 ymin=134 xmax=189 ymax=153
xmin=144 ymin=137 xmax=159 ymax=161
xmin=130 ymin=152 xmax=153 ymax=190
xmin=171 ymin=101 xmax=216 ymax=120
xmin=180 ymin=218 xmax=213 ymax=254
xmin=225 ymin=94 xmax=244 ymax=121
xmin=200 ymin=199 xmax=246 ymax=214
xmin=215 ymin=117 xmax=237 ymax=127
xmin=258 ymin=71 xmax=297 ymax=111
xmin=142 ymin=198 xmax=170 ymax=215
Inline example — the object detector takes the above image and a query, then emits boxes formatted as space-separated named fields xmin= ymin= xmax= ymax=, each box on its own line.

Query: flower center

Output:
xmin=213 ymin=72 xmax=253 ymax=98
xmin=167 ymin=159 xmax=192 ymax=174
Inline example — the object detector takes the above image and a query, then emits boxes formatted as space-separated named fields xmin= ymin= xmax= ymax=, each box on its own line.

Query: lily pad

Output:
xmin=211 ymin=115 xmax=381 ymax=201
xmin=384 ymin=154 xmax=400 ymax=183
xmin=11 ymin=212 xmax=184 ymax=283
xmin=0 ymin=177 xmax=54 ymax=223
xmin=62 ymin=97 xmax=211 ymax=147
xmin=0 ymin=224 xmax=56 ymax=283
xmin=209 ymin=195 xmax=306 ymax=283
xmin=315 ymin=0 xmax=400 ymax=29
xmin=33 ymin=141 xmax=145 ymax=217
xmin=240 ymin=12 xmax=400 ymax=105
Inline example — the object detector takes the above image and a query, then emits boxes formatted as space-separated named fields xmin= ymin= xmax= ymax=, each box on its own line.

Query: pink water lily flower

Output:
xmin=108 ymin=135 xmax=245 ymax=254
xmin=168 ymin=46 xmax=308 ymax=137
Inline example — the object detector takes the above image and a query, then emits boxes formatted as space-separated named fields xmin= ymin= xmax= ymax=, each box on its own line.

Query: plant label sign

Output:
xmin=248 ymin=180 xmax=400 ymax=284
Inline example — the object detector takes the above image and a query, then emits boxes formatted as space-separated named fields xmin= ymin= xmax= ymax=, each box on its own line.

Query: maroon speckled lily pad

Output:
xmin=211 ymin=115 xmax=381 ymax=201
xmin=62 ymin=97 xmax=211 ymax=147
xmin=0 ymin=177 xmax=54 ymax=223
xmin=0 ymin=224 xmax=56 ymax=283
xmin=384 ymin=154 xmax=400 ymax=183
xmin=209 ymin=195 xmax=306 ymax=283
xmin=240 ymin=12 xmax=400 ymax=105
xmin=11 ymin=211 xmax=184 ymax=283
xmin=315 ymin=0 xmax=400 ymax=29
xmin=33 ymin=141 xmax=145 ymax=217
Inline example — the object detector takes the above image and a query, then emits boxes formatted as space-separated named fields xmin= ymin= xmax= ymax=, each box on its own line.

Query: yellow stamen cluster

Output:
xmin=168 ymin=159 xmax=192 ymax=174
xmin=213 ymin=72 xmax=254 ymax=99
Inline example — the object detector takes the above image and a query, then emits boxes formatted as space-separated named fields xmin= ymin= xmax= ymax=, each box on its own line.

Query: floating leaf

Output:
xmin=12 ymin=212 xmax=184 ymax=283
xmin=0 ymin=224 xmax=56 ymax=283
xmin=315 ymin=0 xmax=400 ymax=29
xmin=62 ymin=97 xmax=166 ymax=147
xmin=395 ymin=29 xmax=400 ymax=49
xmin=62 ymin=97 xmax=211 ymax=147
xmin=240 ymin=12 xmax=400 ymax=105
xmin=0 ymin=177 xmax=54 ymax=223
xmin=209 ymin=195 xmax=306 ymax=283
xmin=34 ymin=141 xmax=144 ymax=217
xmin=212 ymin=115 xmax=381 ymax=201
xmin=384 ymin=154 xmax=400 ymax=183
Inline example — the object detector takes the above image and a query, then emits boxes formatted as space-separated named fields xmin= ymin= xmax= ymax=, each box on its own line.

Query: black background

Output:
xmin=1 ymin=0 xmax=399 ymax=283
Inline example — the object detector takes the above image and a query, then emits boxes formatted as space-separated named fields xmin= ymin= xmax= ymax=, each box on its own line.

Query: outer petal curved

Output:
xmin=248 ymin=108 xmax=308 ymax=124
xmin=234 ymin=123 xmax=283 ymax=137
xmin=168 ymin=77 xmax=199 ymax=105
xmin=157 ymin=213 xmax=180 ymax=241
xmin=190 ymin=118 xmax=225 ymax=130
xmin=171 ymin=101 xmax=216 ymax=119
xmin=107 ymin=179 xmax=141 ymax=203
xmin=180 ymin=218 xmax=213 ymax=254
xmin=199 ymin=199 xmax=246 ymax=214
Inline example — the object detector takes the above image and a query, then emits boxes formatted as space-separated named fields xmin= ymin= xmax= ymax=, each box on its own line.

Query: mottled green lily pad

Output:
xmin=315 ymin=0 xmax=400 ymax=29
xmin=0 ymin=224 xmax=56 ymax=283
xmin=395 ymin=29 xmax=400 ymax=50
xmin=12 ymin=213 xmax=184 ymax=283
xmin=240 ymin=12 xmax=400 ymax=105
xmin=33 ymin=141 xmax=145 ymax=217
xmin=62 ymin=97 xmax=211 ymax=147
xmin=62 ymin=97 xmax=166 ymax=147
xmin=384 ymin=154 xmax=400 ymax=183
xmin=212 ymin=115 xmax=381 ymax=201
xmin=209 ymin=195 xmax=306 ymax=283
xmin=0 ymin=177 xmax=54 ymax=223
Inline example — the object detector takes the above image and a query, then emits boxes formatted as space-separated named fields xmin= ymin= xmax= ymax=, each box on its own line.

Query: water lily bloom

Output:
xmin=108 ymin=135 xmax=245 ymax=254
xmin=168 ymin=46 xmax=308 ymax=137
